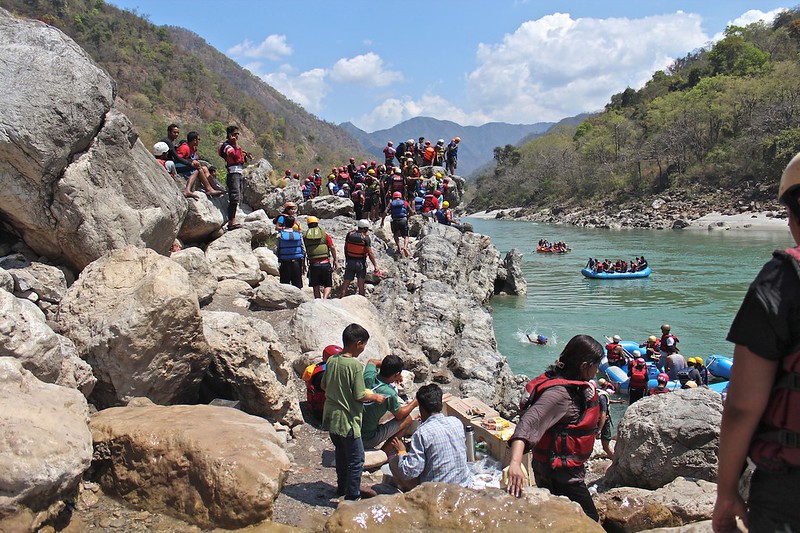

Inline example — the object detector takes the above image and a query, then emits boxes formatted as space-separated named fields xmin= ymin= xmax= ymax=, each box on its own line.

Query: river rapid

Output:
xmin=467 ymin=218 xmax=794 ymax=380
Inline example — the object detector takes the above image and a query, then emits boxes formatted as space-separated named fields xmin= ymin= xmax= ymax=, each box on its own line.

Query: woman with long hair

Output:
xmin=506 ymin=334 xmax=603 ymax=521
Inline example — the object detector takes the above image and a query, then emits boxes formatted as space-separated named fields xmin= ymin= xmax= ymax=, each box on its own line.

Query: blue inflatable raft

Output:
xmin=581 ymin=266 xmax=651 ymax=279
xmin=704 ymin=355 xmax=733 ymax=380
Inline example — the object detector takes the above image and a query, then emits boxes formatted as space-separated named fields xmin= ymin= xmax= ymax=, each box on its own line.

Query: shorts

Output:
xmin=600 ymin=417 xmax=612 ymax=442
xmin=308 ymin=262 xmax=333 ymax=287
xmin=390 ymin=218 xmax=409 ymax=237
xmin=362 ymin=418 xmax=402 ymax=449
xmin=343 ymin=258 xmax=366 ymax=281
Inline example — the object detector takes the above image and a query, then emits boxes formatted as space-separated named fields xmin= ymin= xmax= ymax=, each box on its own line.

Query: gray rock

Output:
xmin=241 ymin=160 xmax=303 ymax=217
xmin=0 ymin=254 xmax=69 ymax=304
xmin=244 ymin=209 xmax=270 ymax=223
xmin=0 ymin=357 xmax=92 ymax=515
xmin=0 ymin=290 xmax=95 ymax=395
xmin=169 ymin=247 xmax=218 ymax=303
xmin=205 ymin=228 xmax=262 ymax=286
xmin=210 ymin=279 xmax=254 ymax=309
xmin=300 ymin=195 xmax=354 ymax=218
xmin=252 ymin=278 xmax=311 ymax=310
xmin=202 ymin=311 xmax=301 ymax=426
xmin=496 ymin=248 xmax=527 ymax=295
xmin=178 ymin=193 xmax=226 ymax=242
xmin=0 ymin=267 xmax=12 ymax=293
xmin=253 ymin=246 xmax=280 ymax=276
xmin=57 ymin=246 xmax=209 ymax=408
xmin=605 ymin=388 xmax=722 ymax=489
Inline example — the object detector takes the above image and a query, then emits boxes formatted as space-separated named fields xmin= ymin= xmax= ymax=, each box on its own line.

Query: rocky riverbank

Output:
xmin=469 ymin=183 xmax=787 ymax=232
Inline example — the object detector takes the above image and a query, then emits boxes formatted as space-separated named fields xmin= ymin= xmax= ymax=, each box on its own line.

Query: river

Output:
xmin=466 ymin=217 xmax=794 ymax=380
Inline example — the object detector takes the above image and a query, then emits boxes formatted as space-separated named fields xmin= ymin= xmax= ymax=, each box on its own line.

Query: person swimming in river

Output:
xmin=526 ymin=334 xmax=548 ymax=345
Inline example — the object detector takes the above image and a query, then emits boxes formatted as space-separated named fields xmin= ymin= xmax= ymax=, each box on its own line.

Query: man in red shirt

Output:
xmin=220 ymin=125 xmax=251 ymax=230
xmin=175 ymin=131 xmax=224 ymax=199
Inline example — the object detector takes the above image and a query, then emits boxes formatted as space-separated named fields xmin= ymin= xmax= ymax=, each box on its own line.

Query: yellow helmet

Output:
xmin=442 ymin=201 xmax=450 ymax=208
xmin=687 ymin=357 xmax=696 ymax=364
xmin=307 ymin=216 xmax=319 ymax=225
xmin=454 ymin=137 xmax=461 ymax=142
xmin=648 ymin=335 xmax=657 ymax=342
xmin=367 ymin=168 xmax=375 ymax=175
xmin=436 ymin=172 xmax=442 ymax=178
xmin=780 ymin=152 xmax=800 ymax=203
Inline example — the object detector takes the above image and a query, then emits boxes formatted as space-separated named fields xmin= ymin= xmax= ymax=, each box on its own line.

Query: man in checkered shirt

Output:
xmin=389 ymin=384 xmax=472 ymax=491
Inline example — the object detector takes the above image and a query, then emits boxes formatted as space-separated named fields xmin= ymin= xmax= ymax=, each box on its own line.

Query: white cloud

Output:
xmin=352 ymin=93 xmax=490 ymax=132
xmin=465 ymin=12 xmax=710 ymax=122
xmin=228 ymin=34 xmax=293 ymax=61
xmin=261 ymin=68 xmax=328 ymax=112
xmin=712 ymin=8 xmax=786 ymax=40
xmin=329 ymin=53 xmax=403 ymax=87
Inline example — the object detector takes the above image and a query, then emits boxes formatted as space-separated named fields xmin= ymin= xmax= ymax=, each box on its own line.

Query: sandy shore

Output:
xmin=683 ymin=211 xmax=788 ymax=232
xmin=468 ymin=209 xmax=523 ymax=220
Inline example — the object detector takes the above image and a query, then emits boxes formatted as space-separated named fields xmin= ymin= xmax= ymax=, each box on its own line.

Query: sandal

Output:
xmin=227 ymin=223 xmax=242 ymax=230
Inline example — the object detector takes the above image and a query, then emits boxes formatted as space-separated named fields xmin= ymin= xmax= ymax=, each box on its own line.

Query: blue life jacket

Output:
xmin=390 ymin=199 xmax=407 ymax=220
xmin=277 ymin=230 xmax=304 ymax=260
xmin=302 ymin=184 xmax=312 ymax=199
xmin=414 ymin=196 xmax=424 ymax=211
xmin=435 ymin=209 xmax=449 ymax=225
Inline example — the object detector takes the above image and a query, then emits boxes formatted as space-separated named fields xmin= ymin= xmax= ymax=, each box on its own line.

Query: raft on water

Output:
xmin=536 ymin=245 xmax=571 ymax=253
xmin=581 ymin=266 xmax=651 ymax=279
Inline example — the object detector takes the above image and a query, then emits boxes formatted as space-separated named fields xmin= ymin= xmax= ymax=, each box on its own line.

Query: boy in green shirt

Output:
xmin=322 ymin=323 xmax=385 ymax=500
xmin=362 ymin=354 xmax=418 ymax=453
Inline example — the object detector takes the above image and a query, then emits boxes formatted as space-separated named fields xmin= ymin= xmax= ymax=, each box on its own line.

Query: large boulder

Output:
xmin=496 ymin=248 xmax=527 ymax=295
xmin=90 ymin=402 xmax=290 ymax=529
xmin=205 ymin=228 xmax=262 ymax=286
xmin=300 ymin=195 xmax=354 ymax=218
xmin=177 ymin=194 xmax=226 ymax=243
xmin=0 ymin=357 xmax=92 ymax=523
xmin=252 ymin=277 xmax=311 ymax=310
xmin=201 ymin=311 xmax=302 ymax=426
xmin=292 ymin=296 xmax=390 ymax=362
xmin=0 ymin=290 xmax=95 ymax=395
xmin=605 ymin=388 xmax=722 ymax=489
xmin=254 ymin=246 xmax=280 ymax=276
xmin=325 ymin=483 xmax=603 ymax=532
xmin=0 ymin=254 xmax=71 ymax=305
xmin=169 ymin=247 xmax=218 ymax=303
xmin=241 ymin=160 xmax=303 ymax=217
xmin=0 ymin=267 xmax=12 ymax=293
xmin=57 ymin=246 xmax=209 ymax=408
xmin=596 ymin=477 xmax=717 ymax=532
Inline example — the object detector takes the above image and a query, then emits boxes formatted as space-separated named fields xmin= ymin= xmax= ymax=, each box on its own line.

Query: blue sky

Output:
xmin=109 ymin=1 xmax=787 ymax=132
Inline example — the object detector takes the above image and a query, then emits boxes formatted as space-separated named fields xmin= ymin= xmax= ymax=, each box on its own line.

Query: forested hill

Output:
xmin=469 ymin=10 xmax=800 ymax=212
xmin=2 ymin=0 xmax=364 ymax=174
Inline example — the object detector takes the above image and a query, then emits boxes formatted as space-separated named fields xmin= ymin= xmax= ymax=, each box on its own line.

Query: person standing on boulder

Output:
xmin=303 ymin=216 xmax=337 ymax=299
xmin=275 ymin=215 xmax=305 ymax=289
xmin=340 ymin=220 xmax=381 ymax=298
xmin=219 ymin=125 xmax=251 ymax=230
xmin=445 ymin=137 xmax=460 ymax=176
xmin=507 ymin=334 xmax=603 ymax=522
xmin=713 ymin=153 xmax=800 ymax=533
xmin=322 ymin=324 xmax=386 ymax=501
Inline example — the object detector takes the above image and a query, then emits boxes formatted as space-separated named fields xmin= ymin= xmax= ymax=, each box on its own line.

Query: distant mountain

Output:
xmin=341 ymin=117 xmax=553 ymax=176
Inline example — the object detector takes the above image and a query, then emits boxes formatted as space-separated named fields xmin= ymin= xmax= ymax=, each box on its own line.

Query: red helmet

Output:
xmin=322 ymin=345 xmax=342 ymax=363
xmin=349 ymin=157 xmax=355 ymax=162
xmin=285 ymin=169 xmax=291 ymax=175
xmin=433 ymin=190 xmax=442 ymax=196
xmin=657 ymin=373 xmax=669 ymax=383
xmin=370 ymin=161 xmax=376 ymax=166
xmin=314 ymin=167 xmax=320 ymax=172
xmin=362 ymin=161 xmax=368 ymax=166
xmin=636 ymin=357 xmax=646 ymax=365
xmin=392 ymin=191 xmax=402 ymax=199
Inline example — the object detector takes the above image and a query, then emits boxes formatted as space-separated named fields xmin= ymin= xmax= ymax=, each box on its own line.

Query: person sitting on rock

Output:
xmin=302 ymin=345 xmax=342 ymax=419
xmin=152 ymin=142 xmax=177 ymax=178
xmin=160 ymin=123 xmax=199 ymax=189
xmin=275 ymin=216 xmax=305 ymax=289
xmin=649 ymin=373 xmax=671 ymax=395
xmin=174 ymin=131 xmax=224 ymax=199
xmin=388 ymin=383 xmax=471 ymax=491
xmin=303 ymin=216 xmax=337 ymax=299
xmin=507 ymin=335 xmax=602 ymax=521
xmin=362 ymin=355 xmax=418 ymax=454
xmin=340 ymin=220 xmax=381 ymax=298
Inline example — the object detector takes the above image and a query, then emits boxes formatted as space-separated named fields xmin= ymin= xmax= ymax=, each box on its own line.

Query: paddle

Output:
xmin=604 ymin=335 xmax=635 ymax=362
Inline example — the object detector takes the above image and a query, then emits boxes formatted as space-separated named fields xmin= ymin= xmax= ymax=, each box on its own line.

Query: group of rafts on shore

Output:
xmin=599 ymin=340 xmax=732 ymax=395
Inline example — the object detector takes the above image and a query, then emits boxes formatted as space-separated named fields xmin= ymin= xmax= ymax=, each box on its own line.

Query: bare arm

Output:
xmin=712 ymin=344 xmax=778 ymax=532
xmin=393 ymin=398 xmax=418 ymax=421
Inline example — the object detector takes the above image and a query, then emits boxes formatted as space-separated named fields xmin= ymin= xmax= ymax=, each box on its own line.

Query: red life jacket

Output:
xmin=391 ymin=175 xmax=404 ymax=192
xmin=523 ymin=374 xmax=599 ymax=470
xmin=422 ymin=194 xmax=436 ymax=213
xmin=344 ymin=230 xmax=368 ymax=259
xmin=629 ymin=364 xmax=649 ymax=389
xmin=649 ymin=386 xmax=670 ymax=395
xmin=305 ymin=364 xmax=326 ymax=414
xmin=749 ymin=246 xmax=800 ymax=470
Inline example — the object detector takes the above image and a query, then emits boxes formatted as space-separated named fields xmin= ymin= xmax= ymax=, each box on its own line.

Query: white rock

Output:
xmin=253 ymin=246 xmax=280 ymax=276
xmin=169 ymin=247 xmax=218 ymax=303
xmin=205 ymin=228 xmax=261 ymax=286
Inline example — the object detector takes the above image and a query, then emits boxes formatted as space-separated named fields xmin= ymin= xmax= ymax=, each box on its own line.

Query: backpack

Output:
xmin=218 ymin=141 xmax=231 ymax=159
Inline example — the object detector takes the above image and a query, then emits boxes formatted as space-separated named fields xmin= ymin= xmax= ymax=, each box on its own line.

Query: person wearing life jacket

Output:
xmin=714 ymin=153 xmax=800 ymax=533
xmin=445 ymin=137 xmax=460 ymax=176
xmin=384 ymin=192 xmax=411 ymax=258
xmin=649 ymin=373 xmax=671 ymax=395
xmin=641 ymin=335 xmax=661 ymax=359
xmin=340 ymin=220 xmax=382 ymax=298
xmin=413 ymin=191 xmax=424 ymax=214
xmin=507 ymin=335 xmax=603 ymax=521
xmin=274 ymin=201 xmax=300 ymax=231
xmin=303 ymin=216 xmax=338 ymax=299
xmin=660 ymin=324 xmax=680 ymax=356
xmin=351 ymin=183 xmax=366 ymax=220
xmin=275 ymin=215 xmax=305 ymax=289
xmin=383 ymin=141 xmax=396 ymax=168
xmin=302 ymin=345 xmax=343 ymax=419
xmin=627 ymin=354 xmax=649 ymax=404
xmin=434 ymin=140 xmax=446 ymax=166
xmin=301 ymin=178 xmax=314 ymax=201
xmin=605 ymin=335 xmax=624 ymax=367
xmin=422 ymin=140 xmax=436 ymax=166
xmin=695 ymin=357 xmax=709 ymax=385
xmin=388 ymin=168 xmax=406 ymax=203
xmin=219 ymin=125 xmax=251 ymax=230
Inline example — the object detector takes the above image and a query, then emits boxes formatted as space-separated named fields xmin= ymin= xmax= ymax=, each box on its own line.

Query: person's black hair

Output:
xmin=544 ymin=334 xmax=603 ymax=380
xmin=208 ymin=166 xmax=217 ymax=173
xmin=167 ymin=123 xmax=179 ymax=133
xmin=416 ymin=383 xmax=442 ymax=414
xmin=282 ymin=216 xmax=295 ymax=228
xmin=226 ymin=125 xmax=239 ymax=137
xmin=187 ymin=131 xmax=199 ymax=142
xmin=342 ymin=323 xmax=369 ymax=347
xmin=379 ymin=354 xmax=404 ymax=378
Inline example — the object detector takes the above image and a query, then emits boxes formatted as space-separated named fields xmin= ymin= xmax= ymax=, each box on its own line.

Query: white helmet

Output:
xmin=152 ymin=142 xmax=169 ymax=156
xmin=357 ymin=219 xmax=370 ymax=229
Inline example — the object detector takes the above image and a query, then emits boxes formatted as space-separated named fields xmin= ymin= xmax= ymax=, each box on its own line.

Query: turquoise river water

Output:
xmin=466 ymin=217 xmax=794 ymax=381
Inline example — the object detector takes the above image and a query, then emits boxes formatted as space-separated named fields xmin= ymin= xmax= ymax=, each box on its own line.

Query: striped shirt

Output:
xmin=397 ymin=413 xmax=471 ymax=486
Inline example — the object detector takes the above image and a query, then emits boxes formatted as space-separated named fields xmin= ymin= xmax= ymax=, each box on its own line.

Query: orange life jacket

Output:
xmin=344 ymin=230 xmax=368 ymax=259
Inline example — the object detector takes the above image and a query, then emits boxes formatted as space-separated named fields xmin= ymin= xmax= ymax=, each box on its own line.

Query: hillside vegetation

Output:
xmin=470 ymin=10 xmax=800 ymax=211
xmin=2 ymin=0 xmax=364 ymax=177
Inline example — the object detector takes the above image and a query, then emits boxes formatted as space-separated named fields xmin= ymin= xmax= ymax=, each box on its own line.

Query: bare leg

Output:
xmin=340 ymin=280 xmax=351 ymax=298
xmin=403 ymin=236 xmax=410 ymax=257
xmin=313 ymin=285 xmax=321 ymax=299
xmin=357 ymin=277 xmax=366 ymax=296
xmin=322 ymin=286 xmax=331 ymax=299
xmin=183 ymin=171 xmax=200 ymax=198
xmin=197 ymin=167 xmax=224 ymax=196
xmin=602 ymin=439 xmax=614 ymax=458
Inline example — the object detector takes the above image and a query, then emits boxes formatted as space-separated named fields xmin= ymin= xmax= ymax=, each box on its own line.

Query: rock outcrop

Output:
xmin=0 ymin=9 xmax=187 ymax=270
xmin=177 ymin=194 xmax=226 ymax=243
xmin=325 ymin=483 xmax=604 ymax=532
xmin=201 ymin=311 xmax=302 ymax=426
xmin=300 ymin=195 xmax=354 ymax=218
xmin=253 ymin=277 xmax=311 ymax=310
xmin=90 ymin=402 xmax=290 ymax=529
xmin=57 ymin=246 xmax=209 ymax=408
xmin=0 ymin=357 xmax=92 ymax=524
xmin=169 ymin=246 xmax=218 ymax=303
xmin=605 ymin=388 xmax=722 ymax=489
xmin=205 ymin=228 xmax=262 ymax=286
xmin=495 ymin=248 xmax=527 ymax=295
xmin=241 ymin=160 xmax=303 ymax=217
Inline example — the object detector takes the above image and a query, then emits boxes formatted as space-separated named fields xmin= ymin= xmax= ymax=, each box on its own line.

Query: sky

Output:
xmin=108 ymin=1 xmax=788 ymax=133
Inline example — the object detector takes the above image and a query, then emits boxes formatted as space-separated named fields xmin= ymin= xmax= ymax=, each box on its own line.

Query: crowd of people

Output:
xmin=536 ymin=239 xmax=570 ymax=252
xmin=585 ymin=256 xmax=648 ymax=273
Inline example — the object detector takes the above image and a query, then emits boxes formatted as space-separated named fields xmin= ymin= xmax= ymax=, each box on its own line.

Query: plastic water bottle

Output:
xmin=465 ymin=425 xmax=476 ymax=462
